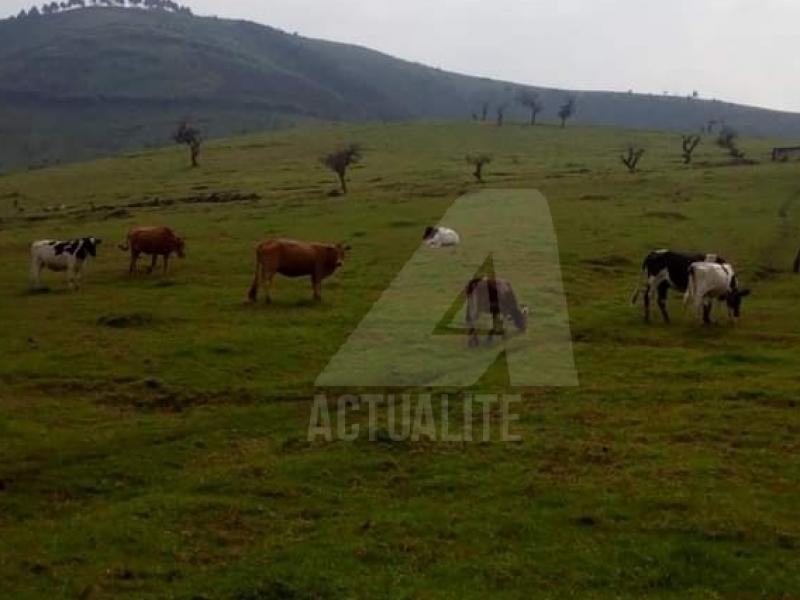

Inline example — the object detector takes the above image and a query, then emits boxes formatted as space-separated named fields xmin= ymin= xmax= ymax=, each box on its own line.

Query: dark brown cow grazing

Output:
xmin=119 ymin=226 xmax=185 ymax=275
xmin=248 ymin=239 xmax=349 ymax=303
xmin=465 ymin=277 xmax=529 ymax=347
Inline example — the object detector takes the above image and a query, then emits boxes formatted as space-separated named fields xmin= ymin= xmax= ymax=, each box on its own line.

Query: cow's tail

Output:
xmin=248 ymin=255 xmax=261 ymax=302
xmin=684 ymin=265 xmax=697 ymax=306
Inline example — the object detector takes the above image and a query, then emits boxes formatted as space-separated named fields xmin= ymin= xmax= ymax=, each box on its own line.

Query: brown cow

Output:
xmin=119 ymin=226 xmax=185 ymax=275
xmin=465 ymin=277 xmax=529 ymax=347
xmin=248 ymin=239 xmax=349 ymax=303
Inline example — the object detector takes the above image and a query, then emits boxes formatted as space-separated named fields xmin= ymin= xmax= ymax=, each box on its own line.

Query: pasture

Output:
xmin=1 ymin=121 xmax=799 ymax=598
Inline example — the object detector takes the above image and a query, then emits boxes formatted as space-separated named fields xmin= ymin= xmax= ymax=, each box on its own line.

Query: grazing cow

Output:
xmin=30 ymin=237 xmax=102 ymax=290
xmin=465 ymin=277 xmax=529 ymax=347
xmin=423 ymin=226 xmax=461 ymax=248
xmin=248 ymin=238 xmax=349 ymax=303
xmin=632 ymin=249 xmax=727 ymax=323
xmin=119 ymin=226 xmax=185 ymax=275
xmin=684 ymin=261 xmax=750 ymax=324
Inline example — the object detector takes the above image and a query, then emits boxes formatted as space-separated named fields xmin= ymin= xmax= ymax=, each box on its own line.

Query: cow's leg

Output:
xmin=163 ymin=253 xmax=170 ymax=274
xmin=657 ymin=282 xmax=671 ymax=324
xmin=129 ymin=251 xmax=140 ymax=276
xmin=30 ymin=257 xmax=43 ymax=289
xmin=311 ymin=275 xmax=322 ymax=302
xmin=703 ymin=300 xmax=713 ymax=325
xmin=642 ymin=283 xmax=652 ymax=323
xmin=263 ymin=270 xmax=275 ymax=304
xmin=67 ymin=260 xmax=77 ymax=291
xmin=147 ymin=254 xmax=157 ymax=275
xmin=487 ymin=312 xmax=504 ymax=344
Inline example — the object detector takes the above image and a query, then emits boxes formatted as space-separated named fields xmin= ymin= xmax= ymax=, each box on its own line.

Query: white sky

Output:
xmin=4 ymin=0 xmax=799 ymax=112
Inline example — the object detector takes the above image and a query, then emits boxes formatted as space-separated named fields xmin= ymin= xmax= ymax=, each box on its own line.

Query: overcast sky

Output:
xmin=5 ymin=0 xmax=799 ymax=112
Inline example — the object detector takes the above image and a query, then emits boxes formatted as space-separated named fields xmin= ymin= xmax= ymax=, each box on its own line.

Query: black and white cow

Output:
xmin=30 ymin=237 xmax=102 ymax=290
xmin=631 ymin=249 xmax=727 ymax=323
xmin=683 ymin=261 xmax=750 ymax=324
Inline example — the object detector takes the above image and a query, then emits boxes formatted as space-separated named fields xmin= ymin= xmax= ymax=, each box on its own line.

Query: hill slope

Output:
xmin=1 ymin=122 xmax=800 ymax=597
xmin=2 ymin=7 xmax=800 ymax=171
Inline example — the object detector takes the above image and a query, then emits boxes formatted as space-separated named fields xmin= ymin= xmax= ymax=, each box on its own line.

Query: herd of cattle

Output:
xmin=29 ymin=223 xmax=752 ymax=345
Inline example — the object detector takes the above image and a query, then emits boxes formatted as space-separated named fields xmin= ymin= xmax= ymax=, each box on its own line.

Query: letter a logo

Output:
xmin=316 ymin=190 xmax=578 ymax=388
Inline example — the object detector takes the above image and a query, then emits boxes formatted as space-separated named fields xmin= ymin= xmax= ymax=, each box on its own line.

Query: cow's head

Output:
xmin=423 ymin=226 xmax=436 ymax=240
xmin=334 ymin=243 xmax=351 ymax=268
xmin=85 ymin=237 xmax=102 ymax=257
xmin=726 ymin=288 xmax=751 ymax=319
xmin=176 ymin=237 xmax=186 ymax=258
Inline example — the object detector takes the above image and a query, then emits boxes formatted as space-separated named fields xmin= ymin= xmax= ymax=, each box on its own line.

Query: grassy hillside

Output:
xmin=3 ymin=7 xmax=800 ymax=172
xmin=1 ymin=121 xmax=800 ymax=598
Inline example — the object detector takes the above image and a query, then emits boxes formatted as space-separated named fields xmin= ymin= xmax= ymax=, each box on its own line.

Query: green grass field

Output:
xmin=1 ymin=121 xmax=800 ymax=599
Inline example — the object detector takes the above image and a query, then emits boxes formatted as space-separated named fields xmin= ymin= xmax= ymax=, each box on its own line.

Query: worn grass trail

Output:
xmin=1 ymin=122 xmax=799 ymax=598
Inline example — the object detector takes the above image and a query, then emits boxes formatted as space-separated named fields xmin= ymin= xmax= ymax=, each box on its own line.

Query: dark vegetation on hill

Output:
xmin=2 ymin=6 xmax=800 ymax=172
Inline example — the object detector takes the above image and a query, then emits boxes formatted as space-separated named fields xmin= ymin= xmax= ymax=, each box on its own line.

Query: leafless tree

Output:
xmin=621 ymin=146 xmax=645 ymax=173
xmin=481 ymin=101 xmax=490 ymax=122
xmin=496 ymin=104 xmax=508 ymax=127
xmin=558 ymin=96 xmax=576 ymax=128
xmin=173 ymin=119 xmax=202 ymax=167
xmin=682 ymin=134 xmax=701 ymax=165
xmin=466 ymin=153 xmax=492 ymax=183
xmin=717 ymin=126 xmax=745 ymax=159
xmin=517 ymin=89 xmax=544 ymax=125
xmin=321 ymin=143 xmax=362 ymax=194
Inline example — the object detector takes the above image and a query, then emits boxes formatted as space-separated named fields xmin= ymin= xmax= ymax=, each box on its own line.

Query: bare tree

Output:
xmin=466 ymin=153 xmax=492 ymax=183
xmin=496 ymin=104 xmax=508 ymax=127
xmin=321 ymin=144 xmax=362 ymax=194
xmin=173 ymin=120 xmax=202 ymax=167
xmin=558 ymin=96 xmax=576 ymax=128
xmin=681 ymin=134 xmax=701 ymax=165
xmin=481 ymin=101 xmax=490 ymax=122
xmin=517 ymin=89 xmax=544 ymax=125
xmin=621 ymin=146 xmax=645 ymax=173
xmin=717 ymin=126 xmax=745 ymax=159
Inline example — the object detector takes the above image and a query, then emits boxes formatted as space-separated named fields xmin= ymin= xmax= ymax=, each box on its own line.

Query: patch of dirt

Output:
xmin=581 ymin=255 xmax=633 ymax=268
xmin=645 ymin=211 xmax=689 ymax=221
xmin=97 ymin=313 xmax=154 ymax=328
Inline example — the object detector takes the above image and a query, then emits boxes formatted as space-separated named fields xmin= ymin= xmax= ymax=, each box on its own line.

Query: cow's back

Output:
xmin=129 ymin=227 xmax=177 ymax=253
xmin=259 ymin=239 xmax=328 ymax=277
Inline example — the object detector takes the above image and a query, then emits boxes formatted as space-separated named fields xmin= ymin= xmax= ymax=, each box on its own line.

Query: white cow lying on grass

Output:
xmin=683 ymin=261 xmax=750 ymax=324
xmin=423 ymin=226 xmax=460 ymax=248
xmin=30 ymin=237 xmax=102 ymax=290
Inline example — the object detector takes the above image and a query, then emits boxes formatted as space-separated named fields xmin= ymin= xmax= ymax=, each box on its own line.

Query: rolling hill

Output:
xmin=2 ymin=6 xmax=800 ymax=171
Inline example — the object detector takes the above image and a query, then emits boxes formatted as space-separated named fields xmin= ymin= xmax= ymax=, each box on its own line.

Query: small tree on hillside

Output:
xmin=620 ymin=146 xmax=645 ymax=173
xmin=466 ymin=153 xmax=492 ymax=183
xmin=558 ymin=96 xmax=576 ymax=128
xmin=717 ymin=126 xmax=745 ymax=159
xmin=173 ymin=119 xmax=202 ymax=167
xmin=496 ymin=104 xmax=507 ymax=127
xmin=517 ymin=89 xmax=544 ymax=125
xmin=681 ymin=134 xmax=701 ymax=164
xmin=481 ymin=101 xmax=490 ymax=122
xmin=322 ymin=143 xmax=361 ymax=194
